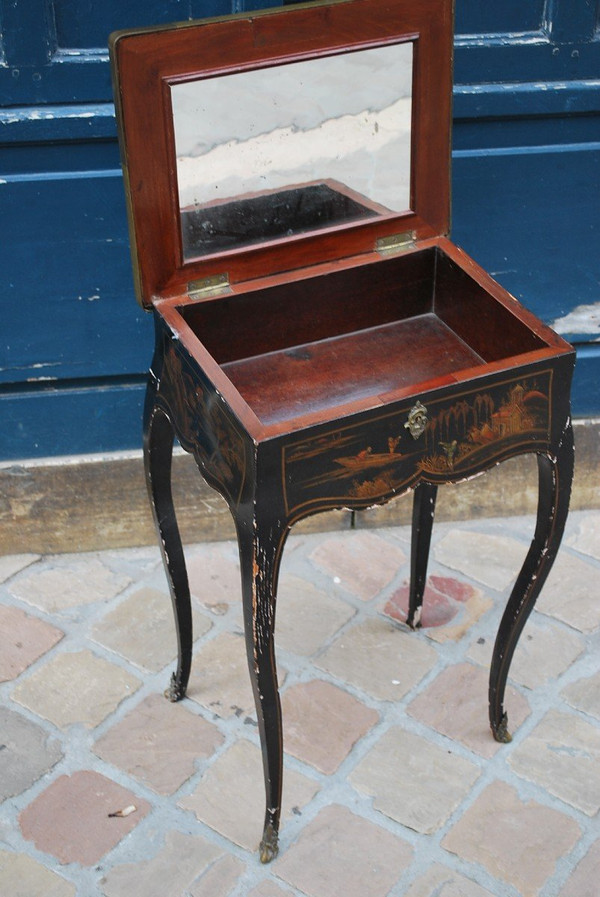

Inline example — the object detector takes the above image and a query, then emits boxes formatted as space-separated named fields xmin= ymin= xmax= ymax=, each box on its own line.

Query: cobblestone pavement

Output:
xmin=1 ymin=510 xmax=600 ymax=896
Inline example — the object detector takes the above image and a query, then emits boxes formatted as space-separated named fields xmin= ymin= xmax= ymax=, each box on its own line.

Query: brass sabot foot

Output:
xmin=164 ymin=671 xmax=186 ymax=702
xmin=491 ymin=711 xmax=512 ymax=744
xmin=259 ymin=822 xmax=279 ymax=863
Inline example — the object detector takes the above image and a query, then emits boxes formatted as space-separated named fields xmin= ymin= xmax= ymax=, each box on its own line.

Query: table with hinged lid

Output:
xmin=110 ymin=0 xmax=574 ymax=862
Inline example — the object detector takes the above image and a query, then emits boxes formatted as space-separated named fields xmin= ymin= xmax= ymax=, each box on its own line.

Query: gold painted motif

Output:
xmin=418 ymin=381 xmax=549 ymax=475
xmin=160 ymin=340 xmax=247 ymax=507
xmin=282 ymin=372 xmax=552 ymax=518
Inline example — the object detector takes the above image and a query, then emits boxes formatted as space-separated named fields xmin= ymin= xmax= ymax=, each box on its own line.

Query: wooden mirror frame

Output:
xmin=110 ymin=0 xmax=453 ymax=308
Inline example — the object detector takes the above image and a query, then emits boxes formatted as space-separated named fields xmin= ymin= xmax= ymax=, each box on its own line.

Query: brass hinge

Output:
xmin=375 ymin=231 xmax=416 ymax=256
xmin=187 ymin=273 xmax=231 ymax=300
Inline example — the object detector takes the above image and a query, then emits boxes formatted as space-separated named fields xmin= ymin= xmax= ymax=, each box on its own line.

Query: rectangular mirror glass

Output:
xmin=171 ymin=41 xmax=413 ymax=260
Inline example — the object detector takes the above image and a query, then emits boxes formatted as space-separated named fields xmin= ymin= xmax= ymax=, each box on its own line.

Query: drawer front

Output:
xmin=282 ymin=369 xmax=553 ymax=519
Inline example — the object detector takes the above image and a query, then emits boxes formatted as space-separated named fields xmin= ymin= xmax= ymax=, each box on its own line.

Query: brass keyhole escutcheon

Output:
xmin=405 ymin=401 xmax=428 ymax=439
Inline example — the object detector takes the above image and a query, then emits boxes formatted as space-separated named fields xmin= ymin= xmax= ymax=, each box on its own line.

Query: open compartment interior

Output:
xmin=178 ymin=246 xmax=549 ymax=425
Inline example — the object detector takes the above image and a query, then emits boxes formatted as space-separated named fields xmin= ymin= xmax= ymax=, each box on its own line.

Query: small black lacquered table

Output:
xmin=143 ymin=241 xmax=574 ymax=861
xmin=110 ymin=0 xmax=575 ymax=862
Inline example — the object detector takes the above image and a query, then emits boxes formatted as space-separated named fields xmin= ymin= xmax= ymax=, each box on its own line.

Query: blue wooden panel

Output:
xmin=2 ymin=2 xmax=599 ymax=102
xmin=571 ymin=345 xmax=600 ymax=417
xmin=0 ymin=57 xmax=113 ymax=105
xmin=456 ymin=0 xmax=600 ymax=40
xmin=0 ymin=172 xmax=152 ymax=385
xmin=455 ymin=0 xmax=600 ymax=84
xmin=0 ymin=0 xmax=56 ymax=66
xmin=546 ymin=0 xmax=600 ymax=42
xmin=454 ymin=114 xmax=600 ymax=152
xmin=0 ymin=379 xmax=146 ymax=460
xmin=454 ymin=80 xmax=600 ymax=122
xmin=53 ymin=0 xmax=274 ymax=47
xmin=454 ymin=41 xmax=600 ymax=85
xmin=451 ymin=142 xmax=600 ymax=337
xmin=452 ymin=136 xmax=600 ymax=418
xmin=0 ymin=0 xmax=281 ymax=105
xmin=455 ymin=0 xmax=546 ymax=36
xmin=53 ymin=1 xmax=221 ymax=47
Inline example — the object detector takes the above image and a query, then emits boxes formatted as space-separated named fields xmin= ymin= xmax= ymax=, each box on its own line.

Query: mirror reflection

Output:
xmin=171 ymin=41 xmax=413 ymax=259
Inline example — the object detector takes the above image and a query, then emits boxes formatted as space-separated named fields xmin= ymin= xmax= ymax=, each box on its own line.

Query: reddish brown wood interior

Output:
xmin=178 ymin=246 xmax=550 ymax=425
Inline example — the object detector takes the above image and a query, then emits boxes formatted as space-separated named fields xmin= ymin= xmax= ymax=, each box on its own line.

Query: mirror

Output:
xmin=171 ymin=41 xmax=413 ymax=260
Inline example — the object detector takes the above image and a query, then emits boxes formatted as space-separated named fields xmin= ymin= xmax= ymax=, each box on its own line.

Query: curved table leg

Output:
xmin=236 ymin=512 xmax=287 ymax=863
xmin=144 ymin=394 xmax=193 ymax=703
xmin=489 ymin=420 xmax=574 ymax=742
xmin=407 ymin=482 xmax=438 ymax=629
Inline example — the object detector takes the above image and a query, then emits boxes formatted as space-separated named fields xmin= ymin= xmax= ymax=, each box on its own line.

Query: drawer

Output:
xmin=282 ymin=369 xmax=553 ymax=519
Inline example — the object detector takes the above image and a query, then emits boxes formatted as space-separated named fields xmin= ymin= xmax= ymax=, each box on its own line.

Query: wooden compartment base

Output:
xmin=223 ymin=313 xmax=484 ymax=424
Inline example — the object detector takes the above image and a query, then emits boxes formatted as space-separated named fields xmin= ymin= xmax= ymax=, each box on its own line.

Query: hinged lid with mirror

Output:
xmin=110 ymin=0 xmax=452 ymax=307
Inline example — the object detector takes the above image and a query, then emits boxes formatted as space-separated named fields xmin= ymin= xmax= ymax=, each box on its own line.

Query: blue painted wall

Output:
xmin=1 ymin=0 xmax=599 ymax=459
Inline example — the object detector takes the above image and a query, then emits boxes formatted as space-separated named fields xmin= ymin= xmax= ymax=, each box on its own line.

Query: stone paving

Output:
xmin=1 ymin=509 xmax=600 ymax=896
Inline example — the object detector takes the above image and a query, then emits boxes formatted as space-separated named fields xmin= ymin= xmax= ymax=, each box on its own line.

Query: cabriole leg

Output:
xmin=407 ymin=481 xmax=438 ymax=629
xmin=236 ymin=513 xmax=287 ymax=863
xmin=143 ymin=395 xmax=193 ymax=702
xmin=489 ymin=420 xmax=574 ymax=742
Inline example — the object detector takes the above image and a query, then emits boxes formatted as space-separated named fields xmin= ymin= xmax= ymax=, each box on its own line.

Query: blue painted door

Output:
xmin=452 ymin=0 xmax=600 ymax=417
xmin=1 ymin=0 xmax=598 ymax=459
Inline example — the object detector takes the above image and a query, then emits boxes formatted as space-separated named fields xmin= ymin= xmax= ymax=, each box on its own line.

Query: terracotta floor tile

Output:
xmin=433 ymin=530 xmax=527 ymax=592
xmin=559 ymin=837 xmax=600 ymax=897
xmin=186 ymin=541 xmax=242 ymax=612
xmin=565 ymin=512 xmax=600 ymax=561
xmin=8 ymin=558 xmax=130 ymax=613
xmin=0 ymin=848 xmax=76 ymax=897
xmin=407 ymin=662 xmax=530 ymax=757
xmin=316 ymin=617 xmax=436 ymax=701
xmin=508 ymin=709 xmax=600 ymax=815
xmin=468 ymin=617 xmax=584 ymax=690
xmin=442 ymin=781 xmax=581 ymax=897
xmin=281 ymin=679 xmax=378 ymax=773
xmin=383 ymin=575 xmax=492 ymax=642
xmin=248 ymin=882 xmax=295 ymax=897
xmin=93 ymin=693 xmax=224 ymax=795
xmin=3 ymin=515 xmax=598 ymax=894
xmin=0 ymin=554 xmax=39 ymax=583
xmin=19 ymin=771 xmax=151 ymax=865
xmin=349 ymin=725 xmax=480 ymax=833
xmin=273 ymin=804 xmax=412 ymax=897
xmin=309 ymin=531 xmax=406 ymax=600
xmin=186 ymin=631 xmax=259 ymax=719
xmin=12 ymin=649 xmax=141 ymax=729
xmin=0 ymin=706 xmax=63 ymax=801
xmin=100 ymin=830 xmax=226 ymax=897
xmin=276 ymin=573 xmax=355 ymax=657
xmin=0 ymin=605 xmax=63 ymax=682
xmin=189 ymin=853 xmax=245 ymax=897
xmin=536 ymin=551 xmax=600 ymax=633
xmin=179 ymin=740 xmax=318 ymax=852
xmin=404 ymin=862 xmax=495 ymax=897
xmin=91 ymin=586 xmax=211 ymax=671
xmin=563 ymin=669 xmax=600 ymax=720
